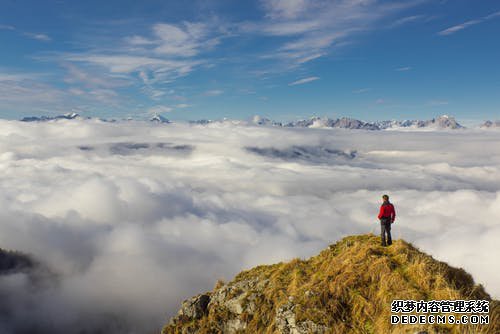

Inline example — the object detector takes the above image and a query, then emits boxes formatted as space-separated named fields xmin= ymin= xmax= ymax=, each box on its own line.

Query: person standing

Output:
xmin=378 ymin=194 xmax=396 ymax=246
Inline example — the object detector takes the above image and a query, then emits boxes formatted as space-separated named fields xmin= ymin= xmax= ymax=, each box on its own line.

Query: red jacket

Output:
xmin=378 ymin=202 xmax=396 ymax=221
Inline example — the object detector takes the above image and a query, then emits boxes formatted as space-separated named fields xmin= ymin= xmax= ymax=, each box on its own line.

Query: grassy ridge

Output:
xmin=163 ymin=234 xmax=499 ymax=333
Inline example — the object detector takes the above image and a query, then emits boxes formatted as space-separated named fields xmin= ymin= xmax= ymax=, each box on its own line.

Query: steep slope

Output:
xmin=162 ymin=234 xmax=499 ymax=334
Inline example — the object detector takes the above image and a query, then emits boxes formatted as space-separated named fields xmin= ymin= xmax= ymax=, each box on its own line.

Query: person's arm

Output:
xmin=391 ymin=205 xmax=396 ymax=223
xmin=377 ymin=205 xmax=384 ymax=219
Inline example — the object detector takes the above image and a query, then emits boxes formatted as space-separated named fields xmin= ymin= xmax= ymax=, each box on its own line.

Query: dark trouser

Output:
xmin=380 ymin=219 xmax=392 ymax=246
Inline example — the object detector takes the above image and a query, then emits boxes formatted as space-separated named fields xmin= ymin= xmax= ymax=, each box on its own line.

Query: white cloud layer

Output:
xmin=0 ymin=120 xmax=499 ymax=333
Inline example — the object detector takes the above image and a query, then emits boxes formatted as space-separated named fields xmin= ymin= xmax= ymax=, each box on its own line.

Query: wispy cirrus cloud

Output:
xmin=247 ymin=0 xmax=426 ymax=67
xmin=45 ymin=20 xmax=226 ymax=111
xmin=23 ymin=32 xmax=51 ymax=42
xmin=203 ymin=89 xmax=224 ymax=96
xmin=64 ymin=54 xmax=199 ymax=76
xmin=390 ymin=14 xmax=426 ymax=27
xmin=396 ymin=66 xmax=412 ymax=71
xmin=296 ymin=52 xmax=325 ymax=64
xmin=63 ymin=63 xmax=129 ymax=89
xmin=0 ymin=24 xmax=15 ymax=30
xmin=0 ymin=71 xmax=72 ymax=115
xmin=0 ymin=70 xmax=44 ymax=81
xmin=0 ymin=69 xmax=127 ymax=115
xmin=438 ymin=10 xmax=500 ymax=36
xmin=262 ymin=0 xmax=309 ymax=20
xmin=288 ymin=76 xmax=319 ymax=86
xmin=125 ymin=22 xmax=220 ymax=58
xmin=61 ymin=63 xmax=130 ymax=106
xmin=389 ymin=14 xmax=437 ymax=28
xmin=148 ymin=105 xmax=173 ymax=114
xmin=353 ymin=88 xmax=371 ymax=94
xmin=0 ymin=77 xmax=62 ymax=104
xmin=428 ymin=100 xmax=449 ymax=106
xmin=1 ymin=25 xmax=51 ymax=42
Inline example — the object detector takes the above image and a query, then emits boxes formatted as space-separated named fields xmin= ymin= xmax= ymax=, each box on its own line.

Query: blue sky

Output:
xmin=0 ymin=0 xmax=499 ymax=123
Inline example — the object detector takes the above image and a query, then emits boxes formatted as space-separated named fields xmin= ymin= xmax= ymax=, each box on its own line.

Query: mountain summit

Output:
xmin=162 ymin=234 xmax=499 ymax=334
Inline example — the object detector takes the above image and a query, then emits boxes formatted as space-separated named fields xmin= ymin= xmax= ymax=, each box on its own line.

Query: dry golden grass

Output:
xmin=163 ymin=234 xmax=499 ymax=334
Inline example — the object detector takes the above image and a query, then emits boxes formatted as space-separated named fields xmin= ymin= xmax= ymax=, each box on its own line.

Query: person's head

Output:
xmin=382 ymin=194 xmax=389 ymax=202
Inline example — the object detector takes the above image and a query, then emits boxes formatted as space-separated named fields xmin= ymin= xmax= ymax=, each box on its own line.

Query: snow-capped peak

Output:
xmin=150 ymin=113 xmax=171 ymax=123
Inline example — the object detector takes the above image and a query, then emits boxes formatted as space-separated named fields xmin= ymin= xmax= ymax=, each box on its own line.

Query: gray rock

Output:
xmin=223 ymin=319 xmax=247 ymax=333
xmin=173 ymin=293 xmax=210 ymax=322
xmin=275 ymin=301 xmax=329 ymax=334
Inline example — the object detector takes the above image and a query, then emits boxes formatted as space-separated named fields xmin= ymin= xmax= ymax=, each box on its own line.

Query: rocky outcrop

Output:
xmin=165 ymin=276 xmax=331 ymax=334
xmin=178 ymin=294 xmax=210 ymax=320
xmin=275 ymin=298 xmax=328 ymax=334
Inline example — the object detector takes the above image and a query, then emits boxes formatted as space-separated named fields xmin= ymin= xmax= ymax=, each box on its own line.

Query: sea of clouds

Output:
xmin=0 ymin=119 xmax=499 ymax=333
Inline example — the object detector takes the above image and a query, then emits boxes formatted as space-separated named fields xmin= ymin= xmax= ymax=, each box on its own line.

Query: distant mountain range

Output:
xmin=21 ymin=112 xmax=83 ymax=122
xmin=18 ymin=113 xmax=500 ymax=130
xmin=252 ymin=114 xmax=465 ymax=130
